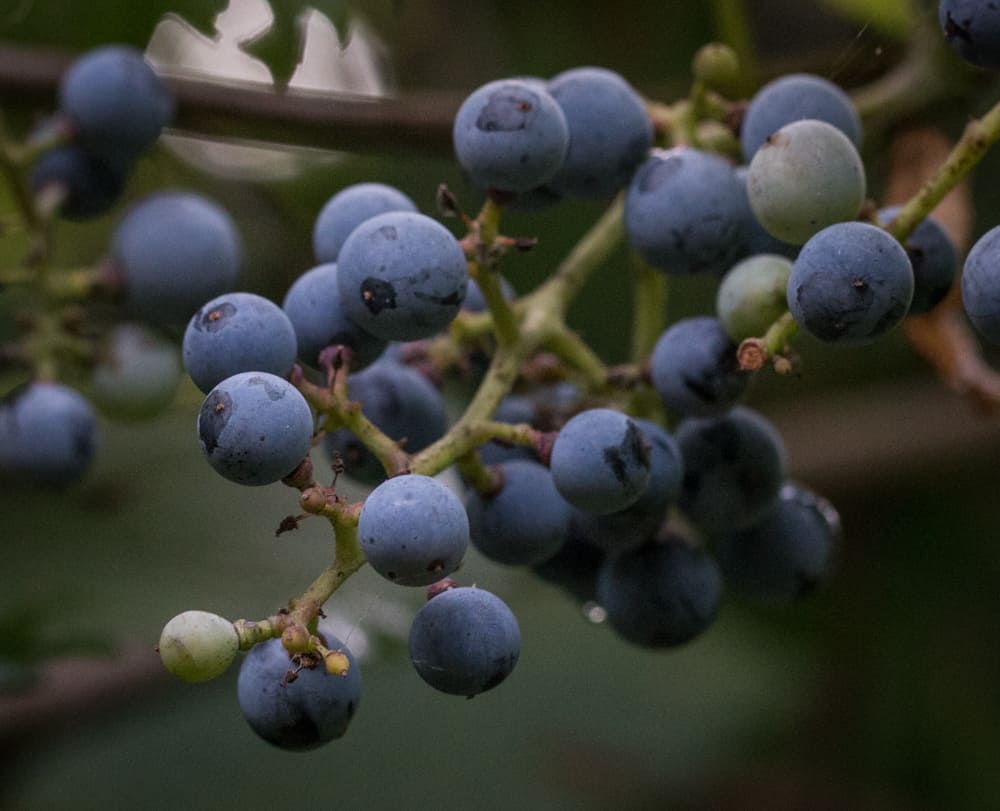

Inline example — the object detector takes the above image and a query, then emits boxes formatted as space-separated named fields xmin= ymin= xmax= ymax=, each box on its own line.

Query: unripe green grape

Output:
xmin=692 ymin=43 xmax=740 ymax=96
xmin=716 ymin=254 xmax=794 ymax=341
xmin=747 ymin=119 xmax=865 ymax=245
xmin=159 ymin=610 xmax=239 ymax=683
xmin=90 ymin=323 xmax=182 ymax=421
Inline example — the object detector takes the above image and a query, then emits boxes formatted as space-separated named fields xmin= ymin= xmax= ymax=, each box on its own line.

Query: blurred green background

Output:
xmin=2 ymin=1 xmax=1000 ymax=809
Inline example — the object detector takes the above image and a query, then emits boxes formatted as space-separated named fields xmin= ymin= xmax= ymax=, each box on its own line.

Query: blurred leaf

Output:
xmin=240 ymin=0 xmax=399 ymax=87
xmin=239 ymin=0 xmax=309 ymax=88
xmin=819 ymin=0 xmax=914 ymax=38
xmin=1 ymin=1 xmax=226 ymax=50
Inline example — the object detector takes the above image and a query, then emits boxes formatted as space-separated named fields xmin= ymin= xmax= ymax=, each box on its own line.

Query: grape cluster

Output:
xmin=5 ymin=19 xmax=1000 ymax=757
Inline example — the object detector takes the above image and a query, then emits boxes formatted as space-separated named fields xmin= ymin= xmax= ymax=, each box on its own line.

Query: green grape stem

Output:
xmin=885 ymin=97 xmax=1000 ymax=243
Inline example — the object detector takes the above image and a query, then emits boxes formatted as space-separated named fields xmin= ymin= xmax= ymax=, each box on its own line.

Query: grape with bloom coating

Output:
xmin=336 ymin=211 xmax=468 ymax=341
xmin=788 ymin=221 xmax=914 ymax=345
xmin=159 ymin=610 xmax=238 ymax=683
xmin=467 ymin=459 xmax=571 ymax=565
xmin=183 ymin=292 xmax=297 ymax=394
xmin=313 ymin=182 xmax=417 ymax=263
xmin=237 ymin=634 xmax=361 ymax=751
xmin=197 ymin=372 xmax=314 ymax=486
xmin=747 ymin=119 xmax=866 ymax=246
xmin=549 ymin=408 xmax=651 ymax=515
xmin=58 ymin=44 xmax=174 ymax=162
xmin=740 ymin=73 xmax=861 ymax=162
xmin=546 ymin=66 xmax=653 ymax=198
xmin=625 ymin=147 xmax=747 ymax=274
xmin=940 ymin=0 xmax=1000 ymax=69
xmin=649 ymin=316 xmax=752 ymax=417
xmin=408 ymin=586 xmax=520 ymax=697
xmin=358 ymin=474 xmax=469 ymax=586
xmin=111 ymin=192 xmax=242 ymax=325
xmin=453 ymin=79 xmax=569 ymax=193
xmin=0 ymin=382 xmax=97 ymax=488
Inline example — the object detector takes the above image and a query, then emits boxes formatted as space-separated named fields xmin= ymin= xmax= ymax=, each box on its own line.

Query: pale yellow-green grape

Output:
xmin=159 ymin=610 xmax=239 ymax=683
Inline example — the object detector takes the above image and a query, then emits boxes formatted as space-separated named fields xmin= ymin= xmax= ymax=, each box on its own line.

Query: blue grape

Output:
xmin=58 ymin=45 xmax=174 ymax=162
xmin=91 ymin=323 xmax=181 ymax=421
xmin=30 ymin=144 xmax=127 ymax=220
xmin=467 ymin=460 xmax=571 ymax=565
xmin=717 ymin=483 xmax=840 ymax=604
xmin=625 ymin=147 xmax=747 ymax=274
xmin=716 ymin=254 xmax=794 ymax=341
xmin=549 ymin=408 xmax=651 ymax=515
xmin=183 ymin=292 xmax=297 ymax=394
xmin=732 ymin=167 xmax=799 ymax=260
xmin=312 ymin=183 xmax=417 ymax=264
xmin=237 ymin=635 xmax=361 ymax=751
xmin=788 ymin=221 xmax=914 ymax=345
xmin=676 ymin=406 xmax=785 ymax=533
xmin=568 ymin=418 xmax=683 ymax=553
xmin=282 ymin=263 xmax=387 ymax=372
xmin=649 ymin=316 xmax=753 ymax=417
xmin=961 ymin=224 xmax=1000 ymax=344
xmin=546 ymin=67 xmax=653 ymax=198
xmin=453 ymin=79 xmax=569 ymax=193
xmin=0 ymin=382 xmax=97 ymax=488
xmin=358 ymin=474 xmax=469 ymax=586
xmin=197 ymin=372 xmax=314 ymax=486
xmin=879 ymin=207 xmax=957 ymax=315
xmin=747 ymin=119 xmax=866 ymax=245
xmin=336 ymin=211 xmax=468 ymax=341
xmin=323 ymin=356 xmax=446 ymax=483
xmin=408 ymin=586 xmax=520 ymax=697
xmin=596 ymin=534 xmax=723 ymax=648
xmin=111 ymin=192 xmax=242 ymax=325
xmin=740 ymin=73 xmax=861 ymax=162
xmin=940 ymin=0 xmax=1000 ymax=69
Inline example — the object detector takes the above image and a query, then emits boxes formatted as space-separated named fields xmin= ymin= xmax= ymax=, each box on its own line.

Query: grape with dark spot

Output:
xmin=940 ymin=0 xmax=1000 ymax=69
xmin=197 ymin=372 xmax=314 ymax=486
xmin=336 ymin=211 xmax=468 ymax=341
xmin=183 ymin=292 xmax=297 ymax=394
xmin=549 ymin=408 xmax=651 ymax=515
